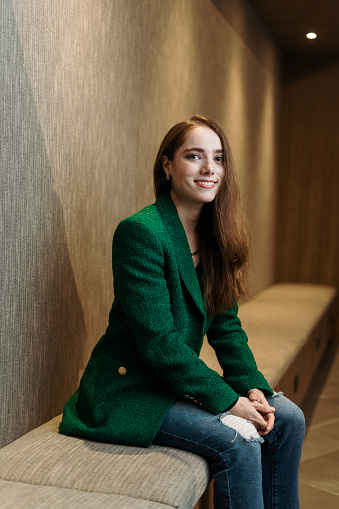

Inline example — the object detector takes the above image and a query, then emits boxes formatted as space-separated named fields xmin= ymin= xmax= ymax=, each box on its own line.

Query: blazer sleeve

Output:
xmin=112 ymin=217 xmax=239 ymax=414
xmin=207 ymin=305 xmax=274 ymax=396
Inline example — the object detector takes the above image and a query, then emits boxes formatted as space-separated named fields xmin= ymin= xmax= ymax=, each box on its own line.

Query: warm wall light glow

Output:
xmin=306 ymin=32 xmax=317 ymax=40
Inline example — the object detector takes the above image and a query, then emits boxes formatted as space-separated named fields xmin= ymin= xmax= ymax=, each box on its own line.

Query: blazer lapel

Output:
xmin=155 ymin=193 xmax=206 ymax=317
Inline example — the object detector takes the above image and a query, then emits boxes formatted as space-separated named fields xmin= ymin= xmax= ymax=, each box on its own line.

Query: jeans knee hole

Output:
xmin=220 ymin=413 xmax=264 ymax=443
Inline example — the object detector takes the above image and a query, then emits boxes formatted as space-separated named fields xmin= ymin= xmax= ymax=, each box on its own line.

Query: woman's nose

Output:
xmin=202 ymin=160 xmax=214 ymax=173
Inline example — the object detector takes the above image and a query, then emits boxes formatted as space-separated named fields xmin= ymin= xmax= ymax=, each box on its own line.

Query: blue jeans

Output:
xmin=153 ymin=394 xmax=305 ymax=509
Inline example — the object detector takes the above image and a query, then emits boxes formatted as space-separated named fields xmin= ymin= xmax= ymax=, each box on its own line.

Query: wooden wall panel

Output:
xmin=276 ymin=57 xmax=339 ymax=290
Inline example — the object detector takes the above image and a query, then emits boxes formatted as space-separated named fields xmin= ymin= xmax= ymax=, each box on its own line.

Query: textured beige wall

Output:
xmin=1 ymin=0 xmax=280 ymax=446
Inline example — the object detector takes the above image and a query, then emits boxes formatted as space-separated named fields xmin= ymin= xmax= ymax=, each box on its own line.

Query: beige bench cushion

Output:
xmin=0 ymin=416 xmax=209 ymax=509
xmin=0 ymin=479 xmax=171 ymax=509
xmin=201 ymin=283 xmax=337 ymax=387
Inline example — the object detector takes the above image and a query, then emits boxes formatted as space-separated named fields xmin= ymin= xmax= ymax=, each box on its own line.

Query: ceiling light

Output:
xmin=306 ymin=32 xmax=317 ymax=40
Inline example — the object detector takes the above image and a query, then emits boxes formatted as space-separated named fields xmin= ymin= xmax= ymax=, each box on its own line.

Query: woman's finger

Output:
xmin=258 ymin=411 xmax=275 ymax=435
xmin=250 ymin=400 xmax=275 ymax=415
xmin=248 ymin=390 xmax=275 ymax=413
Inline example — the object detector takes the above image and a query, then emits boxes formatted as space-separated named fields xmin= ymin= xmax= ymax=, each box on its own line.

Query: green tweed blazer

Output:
xmin=59 ymin=193 xmax=273 ymax=447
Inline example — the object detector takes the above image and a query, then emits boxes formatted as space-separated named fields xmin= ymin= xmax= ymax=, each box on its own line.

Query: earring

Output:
xmin=166 ymin=174 xmax=171 ymax=181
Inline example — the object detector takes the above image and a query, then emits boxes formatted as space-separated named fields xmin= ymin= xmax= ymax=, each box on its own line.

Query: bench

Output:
xmin=0 ymin=283 xmax=336 ymax=509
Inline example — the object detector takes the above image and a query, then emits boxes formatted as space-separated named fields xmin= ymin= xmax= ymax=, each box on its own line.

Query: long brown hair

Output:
xmin=154 ymin=115 xmax=249 ymax=316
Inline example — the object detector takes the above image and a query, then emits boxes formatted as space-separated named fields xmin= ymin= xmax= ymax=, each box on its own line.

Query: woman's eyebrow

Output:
xmin=183 ymin=148 xmax=224 ymax=153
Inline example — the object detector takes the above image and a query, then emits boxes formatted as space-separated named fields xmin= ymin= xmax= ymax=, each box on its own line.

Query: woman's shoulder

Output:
xmin=116 ymin=202 xmax=161 ymax=232
xmin=115 ymin=193 xmax=173 ymax=234
xmin=113 ymin=201 xmax=167 ymax=249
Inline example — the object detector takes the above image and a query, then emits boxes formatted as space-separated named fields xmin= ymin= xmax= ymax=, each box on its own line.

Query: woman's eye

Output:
xmin=215 ymin=156 xmax=224 ymax=163
xmin=186 ymin=153 xmax=200 ymax=160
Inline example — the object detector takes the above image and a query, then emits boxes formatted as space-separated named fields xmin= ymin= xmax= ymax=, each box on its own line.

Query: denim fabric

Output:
xmin=153 ymin=394 xmax=305 ymax=509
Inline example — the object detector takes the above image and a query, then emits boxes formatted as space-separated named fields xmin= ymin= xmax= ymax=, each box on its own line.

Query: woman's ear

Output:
xmin=162 ymin=156 xmax=171 ymax=179
xmin=162 ymin=155 xmax=169 ymax=171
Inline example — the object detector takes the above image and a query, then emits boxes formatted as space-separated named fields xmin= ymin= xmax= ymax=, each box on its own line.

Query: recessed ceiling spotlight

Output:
xmin=306 ymin=32 xmax=317 ymax=40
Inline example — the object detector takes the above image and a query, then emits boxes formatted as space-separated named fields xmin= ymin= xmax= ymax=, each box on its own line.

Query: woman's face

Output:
xmin=162 ymin=126 xmax=225 ymax=211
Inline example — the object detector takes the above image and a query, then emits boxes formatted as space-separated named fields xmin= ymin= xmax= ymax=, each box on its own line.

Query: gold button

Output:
xmin=118 ymin=366 xmax=127 ymax=375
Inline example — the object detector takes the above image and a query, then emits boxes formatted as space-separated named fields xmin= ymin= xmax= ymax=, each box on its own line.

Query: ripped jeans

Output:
xmin=153 ymin=394 xmax=305 ymax=509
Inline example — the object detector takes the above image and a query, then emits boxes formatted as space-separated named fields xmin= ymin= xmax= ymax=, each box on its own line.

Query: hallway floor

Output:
xmin=299 ymin=341 xmax=339 ymax=507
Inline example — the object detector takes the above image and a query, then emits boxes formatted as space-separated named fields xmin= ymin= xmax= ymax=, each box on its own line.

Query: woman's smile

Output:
xmin=194 ymin=179 xmax=217 ymax=188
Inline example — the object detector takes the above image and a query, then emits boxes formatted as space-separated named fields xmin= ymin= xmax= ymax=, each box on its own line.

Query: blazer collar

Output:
xmin=155 ymin=193 xmax=206 ymax=317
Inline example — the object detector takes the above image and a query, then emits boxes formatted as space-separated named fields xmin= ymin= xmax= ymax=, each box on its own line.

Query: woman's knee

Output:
xmin=216 ymin=425 xmax=263 ymax=470
xmin=269 ymin=394 xmax=305 ymax=437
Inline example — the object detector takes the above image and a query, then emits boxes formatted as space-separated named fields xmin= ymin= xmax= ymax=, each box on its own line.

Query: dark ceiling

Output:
xmin=248 ymin=0 xmax=339 ymax=54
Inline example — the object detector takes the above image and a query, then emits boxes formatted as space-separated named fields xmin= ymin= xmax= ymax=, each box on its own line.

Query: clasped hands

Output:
xmin=230 ymin=388 xmax=275 ymax=436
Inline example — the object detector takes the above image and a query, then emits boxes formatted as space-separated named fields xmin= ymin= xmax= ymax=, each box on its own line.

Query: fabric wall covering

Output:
xmin=0 ymin=0 xmax=280 ymax=447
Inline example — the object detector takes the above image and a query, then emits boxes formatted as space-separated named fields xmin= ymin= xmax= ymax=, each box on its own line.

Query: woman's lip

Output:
xmin=194 ymin=180 xmax=217 ymax=188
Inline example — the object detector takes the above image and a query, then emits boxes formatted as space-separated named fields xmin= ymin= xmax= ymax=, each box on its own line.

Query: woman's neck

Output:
xmin=170 ymin=192 xmax=202 ymax=264
xmin=170 ymin=194 xmax=202 ymax=236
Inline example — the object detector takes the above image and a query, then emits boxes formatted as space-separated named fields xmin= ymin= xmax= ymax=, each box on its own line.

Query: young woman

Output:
xmin=60 ymin=115 xmax=305 ymax=508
